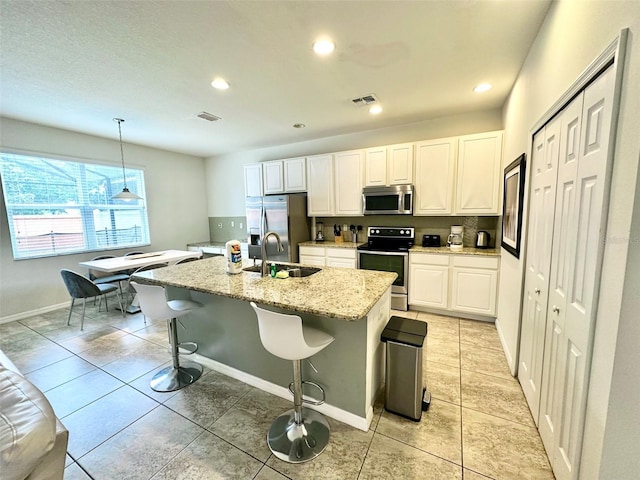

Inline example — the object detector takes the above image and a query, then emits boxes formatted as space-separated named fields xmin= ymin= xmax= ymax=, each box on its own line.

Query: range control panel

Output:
xmin=367 ymin=227 xmax=415 ymax=239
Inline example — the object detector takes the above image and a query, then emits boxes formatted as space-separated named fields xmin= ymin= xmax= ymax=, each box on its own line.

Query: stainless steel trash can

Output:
xmin=380 ymin=316 xmax=430 ymax=421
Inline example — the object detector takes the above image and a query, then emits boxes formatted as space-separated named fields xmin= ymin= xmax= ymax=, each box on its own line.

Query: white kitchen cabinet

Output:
xmin=334 ymin=150 xmax=364 ymax=216
xmin=364 ymin=143 xmax=414 ymax=187
xmin=450 ymin=256 xmax=499 ymax=316
xmin=284 ymin=157 xmax=307 ymax=192
xmin=306 ymin=154 xmax=334 ymax=216
xmin=409 ymin=252 xmax=499 ymax=317
xmin=325 ymin=247 xmax=357 ymax=268
xmin=299 ymin=245 xmax=357 ymax=268
xmin=364 ymin=147 xmax=387 ymax=186
xmin=414 ymin=138 xmax=456 ymax=215
xmin=455 ymin=131 xmax=503 ymax=215
xmin=262 ymin=160 xmax=284 ymax=195
xmin=244 ymin=164 xmax=263 ymax=197
xmin=388 ymin=143 xmax=414 ymax=184
xmin=299 ymin=245 xmax=326 ymax=266
xmin=408 ymin=253 xmax=449 ymax=309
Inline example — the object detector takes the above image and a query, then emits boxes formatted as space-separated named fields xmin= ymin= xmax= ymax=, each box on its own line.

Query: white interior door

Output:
xmin=519 ymin=116 xmax=561 ymax=421
xmin=544 ymin=65 xmax=615 ymax=480
xmin=538 ymin=92 xmax=583 ymax=456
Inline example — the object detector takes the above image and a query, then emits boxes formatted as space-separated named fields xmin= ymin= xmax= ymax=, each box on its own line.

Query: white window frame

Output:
xmin=0 ymin=150 xmax=151 ymax=260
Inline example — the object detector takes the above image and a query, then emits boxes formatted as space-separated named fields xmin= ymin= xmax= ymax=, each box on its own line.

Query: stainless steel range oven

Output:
xmin=357 ymin=227 xmax=414 ymax=311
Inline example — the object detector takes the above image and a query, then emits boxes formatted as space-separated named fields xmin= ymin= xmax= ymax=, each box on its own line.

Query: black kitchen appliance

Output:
xmin=422 ymin=234 xmax=440 ymax=247
xmin=357 ymin=227 xmax=414 ymax=311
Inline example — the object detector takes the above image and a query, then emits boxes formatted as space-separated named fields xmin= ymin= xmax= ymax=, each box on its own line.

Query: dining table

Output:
xmin=78 ymin=249 xmax=202 ymax=313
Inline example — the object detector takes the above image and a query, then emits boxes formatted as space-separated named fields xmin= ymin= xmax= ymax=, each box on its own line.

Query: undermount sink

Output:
xmin=242 ymin=263 xmax=321 ymax=277
xmin=285 ymin=267 xmax=321 ymax=277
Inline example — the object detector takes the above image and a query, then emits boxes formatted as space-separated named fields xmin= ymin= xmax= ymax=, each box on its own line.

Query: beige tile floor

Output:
xmin=1 ymin=303 xmax=555 ymax=479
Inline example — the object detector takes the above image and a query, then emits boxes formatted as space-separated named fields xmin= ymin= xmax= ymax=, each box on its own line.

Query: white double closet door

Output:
xmin=518 ymin=64 xmax=616 ymax=480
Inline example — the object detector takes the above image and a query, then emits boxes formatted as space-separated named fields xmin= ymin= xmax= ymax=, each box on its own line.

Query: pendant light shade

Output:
xmin=112 ymin=118 xmax=141 ymax=201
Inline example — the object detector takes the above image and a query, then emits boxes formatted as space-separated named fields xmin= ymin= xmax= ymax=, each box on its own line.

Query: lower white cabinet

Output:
xmin=326 ymin=247 xmax=357 ymax=268
xmin=299 ymin=245 xmax=357 ymax=269
xmin=409 ymin=252 xmax=499 ymax=317
xmin=408 ymin=254 xmax=449 ymax=309
xmin=450 ymin=256 xmax=498 ymax=316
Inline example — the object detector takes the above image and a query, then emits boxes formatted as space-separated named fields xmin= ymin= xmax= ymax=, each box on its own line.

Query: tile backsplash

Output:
xmin=314 ymin=215 xmax=500 ymax=248
xmin=207 ymin=215 xmax=500 ymax=249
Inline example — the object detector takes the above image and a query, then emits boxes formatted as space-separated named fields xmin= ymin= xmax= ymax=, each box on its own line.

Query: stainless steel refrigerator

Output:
xmin=245 ymin=194 xmax=310 ymax=263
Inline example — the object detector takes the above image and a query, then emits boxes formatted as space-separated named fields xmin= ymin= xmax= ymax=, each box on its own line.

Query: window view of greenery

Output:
xmin=0 ymin=152 xmax=150 ymax=259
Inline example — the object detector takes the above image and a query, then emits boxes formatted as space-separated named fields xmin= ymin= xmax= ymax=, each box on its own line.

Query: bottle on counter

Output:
xmin=270 ymin=263 xmax=277 ymax=278
xmin=225 ymin=240 xmax=242 ymax=274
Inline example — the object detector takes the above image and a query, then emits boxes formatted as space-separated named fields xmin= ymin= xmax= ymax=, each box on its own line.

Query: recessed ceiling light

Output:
xmin=473 ymin=83 xmax=492 ymax=93
xmin=293 ymin=123 xmax=306 ymax=129
xmin=211 ymin=78 xmax=230 ymax=90
xmin=369 ymin=105 xmax=383 ymax=115
xmin=313 ymin=39 xmax=335 ymax=56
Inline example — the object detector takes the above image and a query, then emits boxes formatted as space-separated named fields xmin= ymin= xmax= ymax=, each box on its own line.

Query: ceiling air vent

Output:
xmin=196 ymin=111 xmax=221 ymax=122
xmin=351 ymin=94 xmax=379 ymax=106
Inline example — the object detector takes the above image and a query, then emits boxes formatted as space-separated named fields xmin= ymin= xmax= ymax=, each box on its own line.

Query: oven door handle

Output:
xmin=358 ymin=250 xmax=409 ymax=257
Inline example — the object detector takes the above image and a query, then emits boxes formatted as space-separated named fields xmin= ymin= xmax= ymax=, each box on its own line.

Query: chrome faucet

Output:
xmin=261 ymin=231 xmax=284 ymax=276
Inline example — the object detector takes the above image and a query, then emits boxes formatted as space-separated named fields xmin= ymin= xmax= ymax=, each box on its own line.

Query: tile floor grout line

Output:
xmin=374 ymin=429 xmax=464 ymax=470
xmin=458 ymin=316 xmax=466 ymax=475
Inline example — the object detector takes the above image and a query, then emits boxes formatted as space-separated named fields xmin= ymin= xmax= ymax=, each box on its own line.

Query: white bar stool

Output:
xmin=250 ymin=302 xmax=335 ymax=463
xmin=131 ymin=282 xmax=203 ymax=392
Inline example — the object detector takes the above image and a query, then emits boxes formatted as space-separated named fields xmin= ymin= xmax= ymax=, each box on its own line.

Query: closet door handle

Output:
xmin=552 ymin=305 xmax=560 ymax=314
xmin=534 ymin=288 xmax=541 ymax=295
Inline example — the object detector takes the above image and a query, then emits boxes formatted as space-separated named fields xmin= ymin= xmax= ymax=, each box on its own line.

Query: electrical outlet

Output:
xmin=240 ymin=222 xmax=243 ymax=229
xmin=231 ymin=221 xmax=235 ymax=227
xmin=217 ymin=222 xmax=223 ymax=229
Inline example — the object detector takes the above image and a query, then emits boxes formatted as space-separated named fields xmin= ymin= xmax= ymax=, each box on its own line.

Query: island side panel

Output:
xmin=173 ymin=289 xmax=368 ymax=417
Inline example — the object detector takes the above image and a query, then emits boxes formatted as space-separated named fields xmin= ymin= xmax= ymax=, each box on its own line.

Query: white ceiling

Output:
xmin=0 ymin=0 xmax=551 ymax=158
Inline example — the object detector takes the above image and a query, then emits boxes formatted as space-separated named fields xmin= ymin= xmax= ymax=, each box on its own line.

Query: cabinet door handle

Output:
xmin=552 ymin=305 xmax=560 ymax=314
xmin=534 ymin=288 xmax=541 ymax=295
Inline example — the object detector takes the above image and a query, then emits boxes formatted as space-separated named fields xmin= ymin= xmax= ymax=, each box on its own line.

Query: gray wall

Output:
xmin=0 ymin=118 xmax=209 ymax=320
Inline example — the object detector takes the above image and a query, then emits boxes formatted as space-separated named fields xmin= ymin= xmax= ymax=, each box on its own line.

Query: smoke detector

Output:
xmin=351 ymin=94 xmax=379 ymax=106
xmin=196 ymin=111 xmax=221 ymax=122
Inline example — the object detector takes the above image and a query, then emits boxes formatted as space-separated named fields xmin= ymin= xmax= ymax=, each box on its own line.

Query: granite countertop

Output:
xmin=299 ymin=240 xmax=364 ymax=249
xmin=132 ymin=256 xmax=396 ymax=321
xmin=410 ymin=246 xmax=500 ymax=256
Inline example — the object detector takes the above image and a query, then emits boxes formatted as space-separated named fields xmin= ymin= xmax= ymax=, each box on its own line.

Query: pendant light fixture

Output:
xmin=112 ymin=118 xmax=141 ymax=201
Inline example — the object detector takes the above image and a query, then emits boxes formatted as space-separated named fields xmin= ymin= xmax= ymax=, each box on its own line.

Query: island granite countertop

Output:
xmin=132 ymin=256 xmax=396 ymax=321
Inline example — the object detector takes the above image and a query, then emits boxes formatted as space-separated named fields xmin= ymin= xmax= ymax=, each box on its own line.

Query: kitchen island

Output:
xmin=132 ymin=256 xmax=396 ymax=431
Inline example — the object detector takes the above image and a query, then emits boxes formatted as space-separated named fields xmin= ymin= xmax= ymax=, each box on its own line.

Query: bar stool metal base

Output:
xmin=266 ymin=407 xmax=330 ymax=463
xmin=150 ymin=361 xmax=203 ymax=392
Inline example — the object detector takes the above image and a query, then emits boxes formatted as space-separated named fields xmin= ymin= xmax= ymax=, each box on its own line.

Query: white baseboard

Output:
xmin=495 ymin=317 xmax=517 ymax=376
xmin=193 ymin=353 xmax=370 ymax=432
xmin=0 ymin=302 xmax=68 ymax=325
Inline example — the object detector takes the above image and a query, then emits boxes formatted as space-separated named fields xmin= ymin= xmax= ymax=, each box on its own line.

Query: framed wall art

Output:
xmin=501 ymin=153 xmax=526 ymax=258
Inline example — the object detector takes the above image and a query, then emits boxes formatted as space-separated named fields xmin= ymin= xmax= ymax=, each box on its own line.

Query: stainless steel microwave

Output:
xmin=362 ymin=184 xmax=414 ymax=215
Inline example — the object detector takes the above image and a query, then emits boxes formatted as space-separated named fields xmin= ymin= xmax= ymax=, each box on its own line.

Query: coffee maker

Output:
xmin=447 ymin=225 xmax=463 ymax=250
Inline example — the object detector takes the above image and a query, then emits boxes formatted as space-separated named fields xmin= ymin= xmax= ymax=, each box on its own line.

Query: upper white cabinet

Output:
xmin=283 ymin=157 xmax=307 ymax=192
xmin=262 ymin=157 xmax=307 ymax=194
xmin=244 ymin=164 xmax=263 ymax=197
xmin=334 ymin=150 xmax=364 ymax=216
xmin=364 ymin=143 xmax=414 ymax=187
xmin=364 ymin=147 xmax=387 ymax=186
xmin=455 ymin=131 xmax=503 ymax=215
xmin=307 ymin=154 xmax=334 ymax=216
xmin=263 ymin=160 xmax=284 ymax=195
xmin=413 ymin=131 xmax=503 ymax=216
xmin=414 ymin=138 xmax=457 ymax=215
xmin=388 ymin=143 xmax=414 ymax=184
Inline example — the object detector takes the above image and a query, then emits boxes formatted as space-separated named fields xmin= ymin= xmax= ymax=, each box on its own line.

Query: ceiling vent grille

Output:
xmin=196 ymin=111 xmax=221 ymax=122
xmin=351 ymin=94 xmax=378 ymax=106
